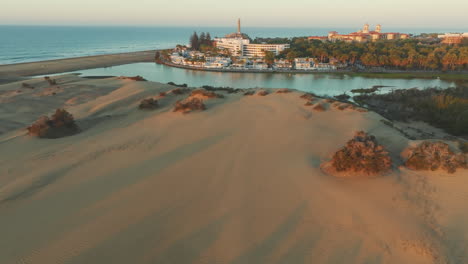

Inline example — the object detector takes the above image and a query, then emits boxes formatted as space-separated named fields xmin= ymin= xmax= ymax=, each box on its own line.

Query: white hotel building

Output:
xmin=214 ymin=19 xmax=290 ymax=58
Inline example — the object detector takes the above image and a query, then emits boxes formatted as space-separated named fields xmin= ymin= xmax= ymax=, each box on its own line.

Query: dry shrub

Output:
xmin=324 ymin=131 xmax=392 ymax=176
xmin=119 ymin=75 xmax=147 ymax=81
xmin=167 ymin=82 xmax=188 ymax=88
xmin=325 ymin=98 xmax=335 ymax=103
xmin=356 ymin=108 xmax=369 ymax=113
xmin=171 ymin=88 xmax=190 ymax=95
xmin=27 ymin=109 xmax=79 ymax=138
xmin=159 ymin=92 xmax=167 ymax=97
xmin=44 ymin=76 xmax=57 ymax=86
xmin=404 ymin=141 xmax=467 ymax=173
xmin=300 ymin=93 xmax=315 ymax=100
xmin=276 ymin=88 xmax=291 ymax=94
xmin=244 ymin=91 xmax=255 ymax=96
xmin=304 ymin=101 xmax=313 ymax=106
xmin=22 ymin=82 xmax=34 ymax=89
xmin=336 ymin=103 xmax=350 ymax=111
xmin=173 ymin=98 xmax=206 ymax=114
xmin=139 ymin=98 xmax=159 ymax=110
xmin=459 ymin=141 xmax=468 ymax=154
xmin=191 ymin=89 xmax=224 ymax=98
xmin=312 ymin=103 xmax=326 ymax=112
xmin=257 ymin=90 xmax=269 ymax=96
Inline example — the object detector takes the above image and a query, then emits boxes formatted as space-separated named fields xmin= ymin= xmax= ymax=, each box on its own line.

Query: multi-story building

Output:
xmin=438 ymin=33 xmax=468 ymax=44
xmin=214 ymin=19 xmax=290 ymax=57
xmin=312 ymin=24 xmax=409 ymax=43
xmin=294 ymin=58 xmax=313 ymax=70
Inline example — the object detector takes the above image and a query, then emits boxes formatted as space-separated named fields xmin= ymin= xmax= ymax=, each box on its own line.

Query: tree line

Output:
xmin=256 ymin=37 xmax=468 ymax=71
xmin=189 ymin=32 xmax=214 ymax=51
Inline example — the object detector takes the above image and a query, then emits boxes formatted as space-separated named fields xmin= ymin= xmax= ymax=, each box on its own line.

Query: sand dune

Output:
xmin=0 ymin=75 xmax=467 ymax=264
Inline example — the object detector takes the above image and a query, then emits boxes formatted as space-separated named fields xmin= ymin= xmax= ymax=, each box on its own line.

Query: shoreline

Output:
xmin=0 ymin=50 xmax=158 ymax=83
xmin=0 ymin=49 xmax=467 ymax=84
xmin=161 ymin=61 xmax=468 ymax=81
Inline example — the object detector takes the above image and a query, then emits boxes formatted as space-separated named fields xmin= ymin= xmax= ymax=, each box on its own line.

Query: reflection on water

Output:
xmin=71 ymin=63 xmax=457 ymax=96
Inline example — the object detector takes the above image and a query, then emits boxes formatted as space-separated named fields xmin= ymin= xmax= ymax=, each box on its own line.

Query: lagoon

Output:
xmin=69 ymin=62 xmax=457 ymax=96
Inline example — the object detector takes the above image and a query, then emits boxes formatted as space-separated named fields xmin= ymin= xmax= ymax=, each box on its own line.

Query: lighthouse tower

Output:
xmin=237 ymin=18 xmax=241 ymax=34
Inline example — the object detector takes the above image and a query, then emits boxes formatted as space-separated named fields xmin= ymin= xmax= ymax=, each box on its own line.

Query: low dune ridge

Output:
xmin=1 ymin=74 xmax=468 ymax=264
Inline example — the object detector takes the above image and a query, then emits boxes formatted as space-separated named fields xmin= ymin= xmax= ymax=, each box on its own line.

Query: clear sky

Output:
xmin=1 ymin=0 xmax=467 ymax=28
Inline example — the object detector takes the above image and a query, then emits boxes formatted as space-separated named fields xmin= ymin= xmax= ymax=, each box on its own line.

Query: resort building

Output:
xmin=438 ymin=33 xmax=468 ymax=44
xmin=310 ymin=24 xmax=409 ymax=43
xmin=274 ymin=59 xmax=292 ymax=69
xmin=214 ymin=19 xmax=290 ymax=57
xmin=294 ymin=58 xmax=313 ymax=70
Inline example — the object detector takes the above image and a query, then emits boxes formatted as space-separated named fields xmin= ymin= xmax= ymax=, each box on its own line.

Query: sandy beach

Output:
xmin=0 ymin=74 xmax=467 ymax=264
xmin=0 ymin=50 xmax=157 ymax=83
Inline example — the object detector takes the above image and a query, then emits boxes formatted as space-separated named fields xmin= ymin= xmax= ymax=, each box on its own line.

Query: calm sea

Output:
xmin=1 ymin=25 xmax=467 ymax=65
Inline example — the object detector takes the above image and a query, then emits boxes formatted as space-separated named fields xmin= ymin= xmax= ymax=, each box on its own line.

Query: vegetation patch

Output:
xmin=353 ymin=86 xmax=468 ymax=136
xmin=404 ymin=141 xmax=467 ymax=173
xmin=27 ymin=109 xmax=79 ymax=139
xmin=119 ymin=75 xmax=147 ymax=81
xmin=459 ymin=141 xmax=468 ymax=154
xmin=276 ymin=88 xmax=291 ymax=94
xmin=201 ymin=85 xmax=243 ymax=94
xmin=300 ymin=93 xmax=316 ymax=100
xmin=312 ymin=103 xmax=326 ymax=111
xmin=334 ymin=93 xmax=351 ymax=100
xmin=139 ymin=98 xmax=159 ymax=110
xmin=322 ymin=131 xmax=392 ymax=177
xmin=21 ymin=82 xmax=34 ymax=89
xmin=171 ymin=88 xmax=190 ymax=95
xmin=167 ymin=82 xmax=188 ymax=88
xmin=351 ymin=87 xmax=379 ymax=94
xmin=173 ymin=98 xmax=206 ymax=114
xmin=257 ymin=90 xmax=269 ymax=96
xmin=191 ymin=89 xmax=224 ymax=98
xmin=244 ymin=91 xmax=255 ymax=96
xmin=44 ymin=76 xmax=57 ymax=86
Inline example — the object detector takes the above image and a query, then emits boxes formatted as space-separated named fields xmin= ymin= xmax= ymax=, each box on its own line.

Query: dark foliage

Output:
xmin=405 ymin=141 xmax=467 ymax=173
xmin=329 ymin=131 xmax=392 ymax=176
xmin=139 ymin=98 xmax=159 ymax=110
xmin=353 ymin=85 xmax=468 ymax=135
xmin=173 ymin=98 xmax=206 ymax=114
xmin=27 ymin=109 xmax=79 ymax=138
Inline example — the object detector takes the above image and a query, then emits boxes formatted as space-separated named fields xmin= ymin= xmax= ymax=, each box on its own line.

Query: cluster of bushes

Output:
xmin=405 ymin=141 xmax=467 ymax=173
xmin=324 ymin=131 xmax=392 ymax=176
xmin=201 ymin=85 xmax=243 ymax=94
xmin=276 ymin=88 xmax=291 ymax=94
xmin=354 ymin=85 xmax=468 ymax=135
xmin=119 ymin=76 xmax=147 ymax=81
xmin=257 ymin=90 xmax=269 ymax=96
xmin=190 ymin=89 xmax=224 ymax=98
xmin=167 ymin=82 xmax=188 ymax=88
xmin=21 ymin=82 xmax=34 ymax=89
xmin=27 ymin=109 xmax=79 ymax=138
xmin=44 ymin=76 xmax=57 ymax=86
xmin=139 ymin=98 xmax=159 ymax=110
xmin=173 ymin=98 xmax=206 ymax=114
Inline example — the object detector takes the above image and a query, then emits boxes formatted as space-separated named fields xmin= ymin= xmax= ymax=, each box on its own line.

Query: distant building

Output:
xmin=294 ymin=58 xmax=313 ymax=70
xmin=310 ymin=24 xmax=409 ymax=43
xmin=214 ymin=19 xmax=290 ymax=57
xmin=274 ymin=59 xmax=292 ymax=69
xmin=438 ymin=33 xmax=468 ymax=44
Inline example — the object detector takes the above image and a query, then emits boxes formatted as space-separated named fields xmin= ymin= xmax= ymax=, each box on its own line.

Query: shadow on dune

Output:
xmin=230 ymin=202 xmax=307 ymax=264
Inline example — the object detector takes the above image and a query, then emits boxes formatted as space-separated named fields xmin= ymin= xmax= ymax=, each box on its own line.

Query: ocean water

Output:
xmin=1 ymin=25 xmax=467 ymax=65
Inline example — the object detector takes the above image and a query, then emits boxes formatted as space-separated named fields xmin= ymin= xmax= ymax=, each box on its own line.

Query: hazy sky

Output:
xmin=1 ymin=0 xmax=467 ymax=28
